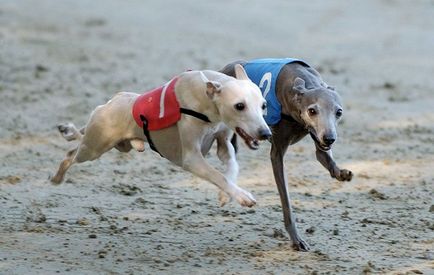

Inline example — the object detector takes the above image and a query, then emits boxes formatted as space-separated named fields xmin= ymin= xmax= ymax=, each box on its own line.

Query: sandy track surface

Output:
xmin=1 ymin=0 xmax=433 ymax=274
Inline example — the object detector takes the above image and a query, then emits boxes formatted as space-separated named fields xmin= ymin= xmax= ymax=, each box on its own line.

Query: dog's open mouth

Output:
xmin=236 ymin=127 xmax=259 ymax=150
xmin=309 ymin=132 xmax=331 ymax=151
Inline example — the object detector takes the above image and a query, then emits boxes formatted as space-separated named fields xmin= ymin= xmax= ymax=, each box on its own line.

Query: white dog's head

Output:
xmin=202 ymin=65 xmax=271 ymax=150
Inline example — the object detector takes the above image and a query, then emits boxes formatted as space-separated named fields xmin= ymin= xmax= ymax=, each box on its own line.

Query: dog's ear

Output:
xmin=293 ymin=77 xmax=306 ymax=93
xmin=234 ymin=64 xmax=249 ymax=80
xmin=206 ymin=81 xmax=222 ymax=99
xmin=199 ymin=71 xmax=222 ymax=99
xmin=320 ymin=81 xmax=336 ymax=91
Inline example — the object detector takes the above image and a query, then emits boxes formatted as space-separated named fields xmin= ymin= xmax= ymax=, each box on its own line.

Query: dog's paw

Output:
xmin=57 ymin=123 xmax=79 ymax=141
xmin=218 ymin=191 xmax=231 ymax=207
xmin=292 ymin=237 xmax=310 ymax=252
xmin=49 ymin=174 xmax=63 ymax=185
xmin=232 ymin=188 xmax=256 ymax=207
xmin=336 ymin=169 xmax=353 ymax=181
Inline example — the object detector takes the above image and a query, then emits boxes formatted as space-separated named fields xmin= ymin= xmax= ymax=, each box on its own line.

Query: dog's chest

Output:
xmin=132 ymin=77 xmax=181 ymax=130
xmin=204 ymin=122 xmax=225 ymax=135
xmin=201 ymin=123 xmax=227 ymax=144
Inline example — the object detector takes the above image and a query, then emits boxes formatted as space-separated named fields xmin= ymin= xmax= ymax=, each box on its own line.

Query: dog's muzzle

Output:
xmin=258 ymin=128 xmax=272 ymax=141
xmin=309 ymin=131 xmax=331 ymax=151
xmin=236 ymin=127 xmax=260 ymax=150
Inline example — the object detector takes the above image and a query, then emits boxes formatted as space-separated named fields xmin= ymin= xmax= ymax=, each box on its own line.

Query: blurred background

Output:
xmin=1 ymin=0 xmax=433 ymax=274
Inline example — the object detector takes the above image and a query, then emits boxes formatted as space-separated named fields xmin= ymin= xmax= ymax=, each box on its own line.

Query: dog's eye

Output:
xmin=336 ymin=109 xmax=343 ymax=118
xmin=234 ymin=103 xmax=245 ymax=111
xmin=261 ymin=103 xmax=267 ymax=110
xmin=308 ymin=108 xmax=317 ymax=116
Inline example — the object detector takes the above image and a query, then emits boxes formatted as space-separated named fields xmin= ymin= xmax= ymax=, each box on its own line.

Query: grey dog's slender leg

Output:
xmin=315 ymin=148 xmax=353 ymax=181
xmin=270 ymin=125 xmax=310 ymax=251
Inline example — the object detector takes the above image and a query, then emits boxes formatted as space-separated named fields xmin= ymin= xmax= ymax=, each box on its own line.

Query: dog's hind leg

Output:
xmin=271 ymin=123 xmax=310 ymax=251
xmin=57 ymin=123 xmax=83 ymax=141
xmin=52 ymin=135 xmax=117 ymax=184
xmin=52 ymin=122 xmax=122 ymax=184
xmin=51 ymin=147 xmax=78 ymax=184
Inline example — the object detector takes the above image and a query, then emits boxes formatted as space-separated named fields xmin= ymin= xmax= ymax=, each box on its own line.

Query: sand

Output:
xmin=0 ymin=0 xmax=433 ymax=274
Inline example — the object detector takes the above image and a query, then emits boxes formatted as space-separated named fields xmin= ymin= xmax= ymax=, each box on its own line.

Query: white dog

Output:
xmin=51 ymin=65 xmax=271 ymax=207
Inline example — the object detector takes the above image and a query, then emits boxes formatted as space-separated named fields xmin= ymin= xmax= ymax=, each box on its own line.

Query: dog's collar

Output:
xmin=180 ymin=108 xmax=211 ymax=123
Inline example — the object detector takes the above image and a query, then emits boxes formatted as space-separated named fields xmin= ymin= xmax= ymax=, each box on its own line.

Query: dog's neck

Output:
xmin=276 ymin=63 xmax=326 ymax=125
xmin=189 ymin=95 xmax=220 ymax=124
xmin=282 ymin=92 xmax=304 ymax=124
xmin=175 ymin=76 xmax=221 ymax=124
xmin=275 ymin=79 xmax=304 ymax=124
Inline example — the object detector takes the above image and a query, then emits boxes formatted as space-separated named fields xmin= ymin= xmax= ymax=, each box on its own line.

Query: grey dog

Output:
xmin=220 ymin=59 xmax=353 ymax=251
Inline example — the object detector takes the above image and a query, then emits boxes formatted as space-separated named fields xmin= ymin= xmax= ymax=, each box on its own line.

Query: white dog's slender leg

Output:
xmin=217 ymin=136 xmax=239 ymax=182
xmin=51 ymin=147 xmax=77 ymax=184
xmin=178 ymin=121 xmax=255 ymax=207
xmin=216 ymin=135 xmax=239 ymax=206
xmin=57 ymin=123 xmax=83 ymax=141
xmin=183 ymin=150 xmax=255 ymax=207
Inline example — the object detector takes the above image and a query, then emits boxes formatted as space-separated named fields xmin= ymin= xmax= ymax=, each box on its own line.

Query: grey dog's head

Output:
xmin=292 ymin=77 xmax=343 ymax=151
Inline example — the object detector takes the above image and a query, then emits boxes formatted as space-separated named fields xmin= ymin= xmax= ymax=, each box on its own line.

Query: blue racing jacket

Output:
xmin=244 ymin=58 xmax=309 ymax=125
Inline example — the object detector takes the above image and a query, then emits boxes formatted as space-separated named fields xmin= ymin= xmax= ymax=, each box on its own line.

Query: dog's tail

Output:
xmin=57 ymin=123 xmax=83 ymax=142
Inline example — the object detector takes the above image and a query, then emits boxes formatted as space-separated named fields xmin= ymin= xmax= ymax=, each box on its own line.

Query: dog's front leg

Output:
xmin=271 ymin=124 xmax=310 ymax=251
xmin=178 ymin=120 xmax=255 ymax=207
xmin=183 ymin=148 xmax=255 ymax=207
xmin=315 ymin=148 xmax=353 ymax=181
xmin=216 ymin=134 xmax=239 ymax=206
xmin=216 ymin=135 xmax=238 ymax=183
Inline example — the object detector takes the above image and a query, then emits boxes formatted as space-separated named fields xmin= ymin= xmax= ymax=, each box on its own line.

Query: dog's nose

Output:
xmin=258 ymin=128 xmax=272 ymax=140
xmin=323 ymin=136 xmax=336 ymax=146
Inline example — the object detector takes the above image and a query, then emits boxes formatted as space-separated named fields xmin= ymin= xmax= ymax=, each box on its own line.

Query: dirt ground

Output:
xmin=1 ymin=0 xmax=433 ymax=274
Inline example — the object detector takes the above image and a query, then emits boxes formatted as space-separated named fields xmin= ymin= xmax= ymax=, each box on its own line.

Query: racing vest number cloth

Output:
xmin=132 ymin=77 xmax=181 ymax=130
xmin=243 ymin=58 xmax=309 ymax=125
